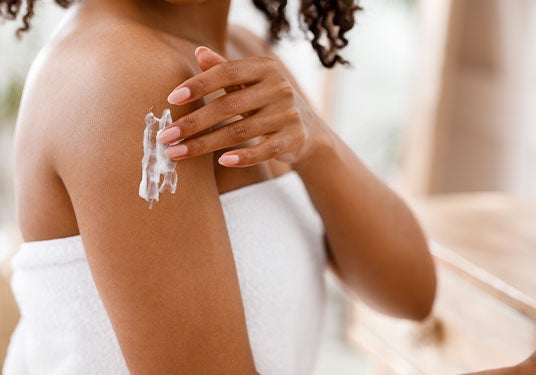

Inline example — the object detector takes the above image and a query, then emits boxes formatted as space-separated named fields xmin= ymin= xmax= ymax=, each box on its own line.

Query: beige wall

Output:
xmin=403 ymin=0 xmax=535 ymax=196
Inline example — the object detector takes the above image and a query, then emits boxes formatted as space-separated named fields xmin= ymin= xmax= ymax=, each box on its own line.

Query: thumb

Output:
xmin=195 ymin=46 xmax=227 ymax=71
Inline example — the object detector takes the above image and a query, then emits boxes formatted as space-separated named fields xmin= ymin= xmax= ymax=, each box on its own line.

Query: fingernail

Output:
xmin=218 ymin=154 xmax=240 ymax=166
xmin=195 ymin=46 xmax=211 ymax=58
xmin=156 ymin=127 xmax=181 ymax=144
xmin=167 ymin=87 xmax=191 ymax=104
xmin=165 ymin=144 xmax=188 ymax=158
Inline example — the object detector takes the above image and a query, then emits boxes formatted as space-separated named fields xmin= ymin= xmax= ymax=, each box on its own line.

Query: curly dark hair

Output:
xmin=0 ymin=0 xmax=361 ymax=68
xmin=253 ymin=0 xmax=362 ymax=67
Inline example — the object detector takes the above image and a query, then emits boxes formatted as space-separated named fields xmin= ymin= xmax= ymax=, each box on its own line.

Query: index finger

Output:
xmin=167 ymin=57 xmax=268 ymax=105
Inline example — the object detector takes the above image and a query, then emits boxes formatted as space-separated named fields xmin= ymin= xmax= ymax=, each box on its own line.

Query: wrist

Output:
xmin=291 ymin=123 xmax=338 ymax=175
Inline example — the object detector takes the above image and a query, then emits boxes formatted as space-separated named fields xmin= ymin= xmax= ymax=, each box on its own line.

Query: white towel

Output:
xmin=3 ymin=171 xmax=327 ymax=375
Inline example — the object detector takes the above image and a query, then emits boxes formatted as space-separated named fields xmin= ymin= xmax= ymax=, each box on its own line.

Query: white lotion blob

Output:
xmin=139 ymin=108 xmax=179 ymax=208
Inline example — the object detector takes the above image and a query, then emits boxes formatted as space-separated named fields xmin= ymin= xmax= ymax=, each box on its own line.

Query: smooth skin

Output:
xmin=13 ymin=0 xmax=435 ymax=373
xmin=159 ymin=47 xmax=437 ymax=319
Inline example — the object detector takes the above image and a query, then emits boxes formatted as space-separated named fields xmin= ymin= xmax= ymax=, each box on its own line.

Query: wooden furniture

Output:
xmin=348 ymin=193 xmax=536 ymax=374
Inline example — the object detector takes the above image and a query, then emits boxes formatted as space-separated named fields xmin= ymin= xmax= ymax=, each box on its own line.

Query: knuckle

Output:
xmin=267 ymin=139 xmax=280 ymax=157
xmin=188 ymin=138 xmax=206 ymax=155
xmin=221 ymin=62 xmax=240 ymax=82
xmin=179 ymin=115 xmax=200 ymax=134
xmin=254 ymin=56 xmax=277 ymax=73
xmin=285 ymin=106 xmax=300 ymax=122
xmin=221 ymin=94 xmax=241 ymax=116
xmin=262 ymin=56 xmax=277 ymax=67
xmin=195 ymin=76 xmax=208 ymax=92
xmin=229 ymin=123 xmax=249 ymax=142
xmin=277 ymin=80 xmax=294 ymax=98
xmin=249 ymin=116 xmax=263 ymax=133
xmin=250 ymin=55 xmax=266 ymax=64
xmin=295 ymin=128 xmax=306 ymax=146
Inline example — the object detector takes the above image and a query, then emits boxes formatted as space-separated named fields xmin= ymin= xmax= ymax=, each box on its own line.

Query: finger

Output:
xmin=164 ymin=110 xmax=281 ymax=160
xmin=167 ymin=56 xmax=273 ymax=105
xmin=217 ymin=131 xmax=301 ymax=168
xmin=158 ymin=81 xmax=278 ymax=144
xmin=195 ymin=46 xmax=245 ymax=94
xmin=195 ymin=46 xmax=227 ymax=71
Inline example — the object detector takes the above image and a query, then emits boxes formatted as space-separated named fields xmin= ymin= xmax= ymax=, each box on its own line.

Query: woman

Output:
xmin=2 ymin=0 xmax=436 ymax=374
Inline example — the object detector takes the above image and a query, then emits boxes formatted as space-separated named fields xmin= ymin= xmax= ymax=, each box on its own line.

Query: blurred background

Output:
xmin=1 ymin=0 xmax=535 ymax=374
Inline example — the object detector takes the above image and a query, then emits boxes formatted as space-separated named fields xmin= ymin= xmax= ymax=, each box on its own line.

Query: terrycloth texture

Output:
xmin=3 ymin=171 xmax=326 ymax=375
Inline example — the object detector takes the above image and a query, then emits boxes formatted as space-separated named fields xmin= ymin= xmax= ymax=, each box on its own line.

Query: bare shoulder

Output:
xmin=20 ymin=20 xmax=204 ymax=174
xmin=14 ymin=19 xmax=218 ymax=217
xmin=13 ymin=20 xmax=210 ymax=239
xmin=30 ymin=21 xmax=229 ymax=255
xmin=21 ymin=19 xmax=198 ymax=125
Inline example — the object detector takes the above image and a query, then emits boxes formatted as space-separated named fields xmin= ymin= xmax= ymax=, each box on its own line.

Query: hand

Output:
xmin=157 ymin=46 xmax=330 ymax=168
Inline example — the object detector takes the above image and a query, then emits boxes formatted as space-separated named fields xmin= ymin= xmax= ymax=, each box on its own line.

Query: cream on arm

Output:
xmin=139 ymin=108 xmax=179 ymax=208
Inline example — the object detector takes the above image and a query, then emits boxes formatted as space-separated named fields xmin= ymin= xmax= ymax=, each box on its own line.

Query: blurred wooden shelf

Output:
xmin=417 ymin=193 xmax=536 ymax=320
xmin=348 ymin=193 xmax=536 ymax=374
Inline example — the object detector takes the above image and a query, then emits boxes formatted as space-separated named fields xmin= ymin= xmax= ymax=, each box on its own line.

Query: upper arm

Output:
xmin=55 ymin=47 xmax=256 ymax=374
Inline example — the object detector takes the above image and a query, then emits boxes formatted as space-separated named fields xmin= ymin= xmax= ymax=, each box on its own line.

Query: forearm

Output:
xmin=293 ymin=125 xmax=436 ymax=320
xmin=155 ymin=46 xmax=436 ymax=320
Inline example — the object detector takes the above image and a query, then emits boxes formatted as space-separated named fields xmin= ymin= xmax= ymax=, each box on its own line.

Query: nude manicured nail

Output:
xmin=167 ymin=87 xmax=191 ymax=104
xmin=157 ymin=127 xmax=181 ymax=144
xmin=165 ymin=144 xmax=188 ymax=158
xmin=218 ymin=154 xmax=240 ymax=166
xmin=195 ymin=46 xmax=211 ymax=58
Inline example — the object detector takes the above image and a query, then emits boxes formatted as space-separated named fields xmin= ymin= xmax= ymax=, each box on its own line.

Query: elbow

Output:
xmin=365 ymin=264 xmax=437 ymax=322
xmin=407 ymin=293 xmax=435 ymax=322
xmin=403 ymin=237 xmax=438 ymax=322
xmin=397 ymin=288 xmax=435 ymax=322
xmin=405 ymin=265 xmax=437 ymax=322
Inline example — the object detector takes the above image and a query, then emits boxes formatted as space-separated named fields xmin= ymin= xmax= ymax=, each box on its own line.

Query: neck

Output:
xmin=79 ymin=0 xmax=231 ymax=53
